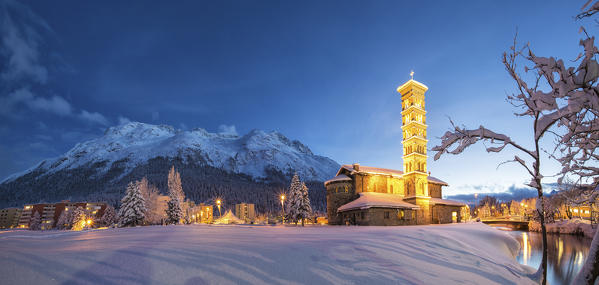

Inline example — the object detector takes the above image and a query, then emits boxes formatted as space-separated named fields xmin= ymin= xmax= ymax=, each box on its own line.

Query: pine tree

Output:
xmin=29 ymin=211 xmax=41 ymax=230
xmin=297 ymin=182 xmax=313 ymax=226
xmin=118 ymin=182 xmax=146 ymax=227
xmin=285 ymin=173 xmax=303 ymax=225
xmin=71 ymin=207 xmax=87 ymax=231
xmin=56 ymin=210 xmax=69 ymax=230
xmin=100 ymin=205 xmax=117 ymax=227
xmin=166 ymin=187 xmax=183 ymax=224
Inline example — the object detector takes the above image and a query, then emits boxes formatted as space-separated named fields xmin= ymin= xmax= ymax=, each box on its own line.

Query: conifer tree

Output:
xmin=71 ymin=207 xmax=87 ymax=231
xmin=118 ymin=182 xmax=146 ymax=227
xmin=100 ymin=205 xmax=117 ymax=227
xmin=166 ymin=187 xmax=183 ymax=224
xmin=285 ymin=173 xmax=303 ymax=224
xmin=56 ymin=210 xmax=69 ymax=230
xmin=297 ymin=182 xmax=313 ymax=226
xmin=29 ymin=211 xmax=41 ymax=230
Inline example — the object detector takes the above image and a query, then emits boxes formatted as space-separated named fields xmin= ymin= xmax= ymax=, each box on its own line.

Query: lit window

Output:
xmin=574 ymin=209 xmax=579 ymax=213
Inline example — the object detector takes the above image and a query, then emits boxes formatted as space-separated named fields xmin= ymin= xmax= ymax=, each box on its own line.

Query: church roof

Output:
xmin=324 ymin=174 xmax=352 ymax=186
xmin=337 ymin=192 xmax=420 ymax=212
xmin=429 ymin=198 xmax=466 ymax=207
xmin=336 ymin=164 xmax=449 ymax=186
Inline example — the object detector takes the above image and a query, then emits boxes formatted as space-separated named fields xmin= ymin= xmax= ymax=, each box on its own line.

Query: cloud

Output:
xmin=218 ymin=124 xmax=238 ymax=136
xmin=0 ymin=0 xmax=50 ymax=84
xmin=118 ymin=115 xmax=131 ymax=125
xmin=0 ymin=88 xmax=72 ymax=116
xmin=79 ymin=110 xmax=109 ymax=126
xmin=0 ymin=1 xmax=111 ymax=128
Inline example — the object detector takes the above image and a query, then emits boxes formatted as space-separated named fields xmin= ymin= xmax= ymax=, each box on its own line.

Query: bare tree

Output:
xmin=431 ymin=34 xmax=566 ymax=283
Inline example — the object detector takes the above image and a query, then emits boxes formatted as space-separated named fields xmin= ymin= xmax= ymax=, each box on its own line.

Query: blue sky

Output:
xmin=0 ymin=0 xmax=592 ymax=195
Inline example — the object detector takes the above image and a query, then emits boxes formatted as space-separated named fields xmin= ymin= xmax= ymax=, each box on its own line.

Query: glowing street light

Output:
xmin=280 ymin=194 xmax=286 ymax=223
xmin=216 ymin=199 xmax=222 ymax=217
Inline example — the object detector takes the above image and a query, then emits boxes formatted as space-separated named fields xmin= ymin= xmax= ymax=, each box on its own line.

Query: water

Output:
xmin=505 ymin=230 xmax=592 ymax=285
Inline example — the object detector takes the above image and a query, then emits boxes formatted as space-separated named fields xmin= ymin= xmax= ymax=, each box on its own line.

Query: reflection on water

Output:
xmin=507 ymin=230 xmax=591 ymax=285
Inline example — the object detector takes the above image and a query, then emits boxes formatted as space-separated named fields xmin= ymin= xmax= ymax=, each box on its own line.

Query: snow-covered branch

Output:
xmin=432 ymin=123 xmax=536 ymax=161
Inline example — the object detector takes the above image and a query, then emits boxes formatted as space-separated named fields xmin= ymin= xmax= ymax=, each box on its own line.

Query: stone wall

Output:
xmin=431 ymin=204 xmax=462 ymax=224
xmin=340 ymin=208 xmax=418 ymax=226
xmin=429 ymin=183 xmax=442 ymax=198
xmin=326 ymin=181 xmax=356 ymax=225
xmin=352 ymin=173 xmax=404 ymax=195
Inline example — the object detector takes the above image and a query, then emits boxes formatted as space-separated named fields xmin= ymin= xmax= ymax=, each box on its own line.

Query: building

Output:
xmin=0 ymin=208 xmax=22 ymax=229
xmin=18 ymin=201 xmax=107 ymax=229
xmin=235 ymin=203 xmax=256 ymax=222
xmin=325 ymin=78 xmax=467 ymax=226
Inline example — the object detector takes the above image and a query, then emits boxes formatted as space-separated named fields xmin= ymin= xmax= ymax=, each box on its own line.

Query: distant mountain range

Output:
xmin=0 ymin=122 xmax=340 ymax=212
xmin=445 ymin=183 xmax=561 ymax=205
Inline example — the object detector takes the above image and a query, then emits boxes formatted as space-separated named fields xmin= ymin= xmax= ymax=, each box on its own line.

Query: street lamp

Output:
xmin=280 ymin=194 xmax=286 ymax=223
xmin=216 ymin=199 xmax=222 ymax=217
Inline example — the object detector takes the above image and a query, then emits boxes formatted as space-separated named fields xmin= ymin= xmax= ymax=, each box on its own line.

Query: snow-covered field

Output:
xmin=0 ymin=223 xmax=535 ymax=285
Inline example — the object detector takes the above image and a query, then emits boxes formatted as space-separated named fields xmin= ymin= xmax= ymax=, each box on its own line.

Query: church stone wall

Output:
xmin=340 ymin=208 xmax=418 ymax=226
xmin=431 ymin=204 xmax=462 ymax=224
xmin=429 ymin=184 xmax=442 ymax=198
xmin=326 ymin=182 xmax=356 ymax=225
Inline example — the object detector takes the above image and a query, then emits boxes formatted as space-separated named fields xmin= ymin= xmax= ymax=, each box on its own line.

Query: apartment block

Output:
xmin=0 ymin=208 xmax=22 ymax=229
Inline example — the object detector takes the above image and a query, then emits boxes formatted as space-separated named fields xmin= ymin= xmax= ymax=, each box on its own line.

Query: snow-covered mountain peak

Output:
xmin=4 ymin=122 xmax=339 ymax=183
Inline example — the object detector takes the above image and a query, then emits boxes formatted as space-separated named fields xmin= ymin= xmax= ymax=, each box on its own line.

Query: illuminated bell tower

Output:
xmin=397 ymin=71 xmax=430 ymax=224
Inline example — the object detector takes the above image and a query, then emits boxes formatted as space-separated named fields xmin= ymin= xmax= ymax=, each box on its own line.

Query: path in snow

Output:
xmin=0 ymin=223 xmax=535 ymax=285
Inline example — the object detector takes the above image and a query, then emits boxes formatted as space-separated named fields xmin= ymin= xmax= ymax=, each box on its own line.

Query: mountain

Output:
xmin=0 ymin=122 xmax=340 ymax=212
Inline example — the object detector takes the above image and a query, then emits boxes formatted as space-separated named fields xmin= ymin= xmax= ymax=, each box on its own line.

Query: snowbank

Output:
xmin=529 ymin=219 xmax=596 ymax=238
xmin=0 ymin=223 xmax=535 ymax=284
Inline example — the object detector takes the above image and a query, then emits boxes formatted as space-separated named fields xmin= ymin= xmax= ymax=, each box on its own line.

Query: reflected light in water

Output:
xmin=522 ymin=232 xmax=529 ymax=265
xmin=558 ymin=238 xmax=563 ymax=261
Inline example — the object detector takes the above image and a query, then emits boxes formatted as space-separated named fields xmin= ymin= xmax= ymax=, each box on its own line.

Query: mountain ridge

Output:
xmin=0 ymin=122 xmax=340 ymax=211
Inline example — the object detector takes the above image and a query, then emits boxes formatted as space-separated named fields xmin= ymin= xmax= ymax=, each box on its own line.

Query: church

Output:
xmin=325 ymin=77 xmax=468 ymax=226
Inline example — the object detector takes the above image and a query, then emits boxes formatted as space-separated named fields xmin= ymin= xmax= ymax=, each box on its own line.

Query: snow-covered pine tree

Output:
xmin=297 ymin=182 xmax=313 ymax=226
xmin=71 ymin=207 xmax=87 ymax=231
xmin=100 ymin=205 xmax=117 ymax=227
xmin=118 ymin=181 xmax=146 ymax=227
xmin=56 ymin=210 xmax=69 ymax=230
xmin=29 ymin=211 xmax=41 ymax=230
xmin=166 ymin=187 xmax=183 ymax=224
xmin=285 ymin=173 xmax=303 ymax=225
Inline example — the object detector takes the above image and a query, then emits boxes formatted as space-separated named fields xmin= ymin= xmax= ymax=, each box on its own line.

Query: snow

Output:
xmin=214 ymin=210 xmax=244 ymax=224
xmin=2 ymin=122 xmax=340 ymax=183
xmin=338 ymin=192 xmax=420 ymax=212
xmin=529 ymin=218 xmax=597 ymax=238
xmin=429 ymin=198 xmax=466 ymax=207
xmin=323 ymin=174 xmax=352 ymax=185
xmin=0 ymin=223 xmax=536 ymax=284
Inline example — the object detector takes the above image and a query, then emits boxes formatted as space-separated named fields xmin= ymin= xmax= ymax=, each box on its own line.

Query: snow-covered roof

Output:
xmin=429 ymin=198 xmax=466 ymax=207
xmin=337 ymin=192 xmax=420 ymax=212
xmin=339 ymin=164 xmax=404 ymax=177
xmin=336 ymin=164 xmax=448 ymax=186
xmin=427 ymin=176 xmax=448 ymax=186
xmin=324 ymin=174 xmax=352 ymax=186
xmin=214 ymin=210 xmax=244 ymax=224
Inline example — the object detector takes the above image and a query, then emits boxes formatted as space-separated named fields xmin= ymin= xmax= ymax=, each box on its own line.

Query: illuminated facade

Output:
xmin=17 ymin=201 xmax=107 ymax=229
xmin=325 ymin=78 xmax=467 ymax=226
